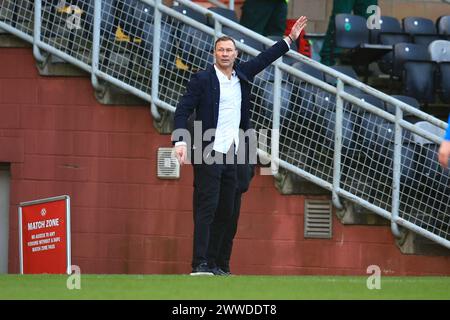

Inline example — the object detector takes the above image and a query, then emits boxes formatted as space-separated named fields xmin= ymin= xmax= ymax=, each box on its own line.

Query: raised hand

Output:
xmin=289 ymin=16 xmax=308 ymax=41
xmin=438 ymin=140 xmax=450 ymax=168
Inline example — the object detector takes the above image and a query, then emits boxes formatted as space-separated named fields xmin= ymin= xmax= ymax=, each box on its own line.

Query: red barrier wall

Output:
xmin=1 ymin=48 xmax=449 ymax=275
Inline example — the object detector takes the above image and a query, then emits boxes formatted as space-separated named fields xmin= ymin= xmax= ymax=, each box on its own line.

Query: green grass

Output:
xmin=0 ymin=275 xmax=449 ymax=300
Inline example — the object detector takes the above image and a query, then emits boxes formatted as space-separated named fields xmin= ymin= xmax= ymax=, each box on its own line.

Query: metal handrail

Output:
xmin=0 ymin=0 xmax=448 ymax=249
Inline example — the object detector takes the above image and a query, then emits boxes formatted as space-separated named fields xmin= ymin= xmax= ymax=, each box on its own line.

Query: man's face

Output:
xmin=214 ymin=40 xmax=238 ymax=69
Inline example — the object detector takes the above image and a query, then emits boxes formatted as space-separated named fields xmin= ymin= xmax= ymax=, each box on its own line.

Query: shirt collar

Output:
xmin=214 ymin=64 xmax=236 ymax=79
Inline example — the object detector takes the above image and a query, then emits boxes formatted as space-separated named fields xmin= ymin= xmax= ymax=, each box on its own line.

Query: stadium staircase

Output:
xmin=0 ymin=0 xmax=449 ymax=254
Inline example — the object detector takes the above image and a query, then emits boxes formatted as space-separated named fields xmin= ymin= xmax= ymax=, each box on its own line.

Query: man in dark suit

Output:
xmin=172 ymin=16 xmax=307 ymax=275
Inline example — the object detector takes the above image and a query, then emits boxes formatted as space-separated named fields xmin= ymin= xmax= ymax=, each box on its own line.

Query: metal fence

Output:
xmin=0 ymin=0 xmax=449 ymax=248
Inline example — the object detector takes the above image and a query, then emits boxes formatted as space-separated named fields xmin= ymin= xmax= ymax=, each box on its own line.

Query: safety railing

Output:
xmin=204 ymin=0 xmax=234 ymax=10
xmin=0 ymin=0 xmax=449 ymax=249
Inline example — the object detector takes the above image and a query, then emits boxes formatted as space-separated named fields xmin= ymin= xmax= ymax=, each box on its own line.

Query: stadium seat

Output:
xmin=85 ymin=0 xmax=144 ymax=43
xmin=386 ymin=95 xmax=421 ymax=123
xmin=403 ymin=17 xmax=440 ymax=47
xmin=171 ymin=4 xmax=212 ymax=69
xmin=5 ymin=0 xmax=34 ymax=35
xmin=403 ymin=61 xmax=436 ymax=103
xmin=79 ymin=0 xmax=115 ymax=38
xmin=139 ymin=11 xmax=178 ymax=70
xmin=171 ymin=4 xmax=212 ymax=70
xmin=172 ymin=4 xmax=207 ymax=25
xmin=392 ymin=43 xmax=430 ymax=77
xmin=325 ymin=90 xmax=389 ymax=186
xmin=340 ymin=95 xmax=385 ymax=194
xmin=386 ymin=95 xmax=420 ymax=113
xmin=287 ymin=62 xmax=325 ymax=128
xmin=371 ymin=16 xmax=408 ymax=44
xmin=253 ymin=68 xmax=294 ymax=122
xmin=392 ymin=43 xmax=436 ymax=103
xmin=436 ymin=15 xmax=450 ymax=39
xmin=316 ymin=89 xmax=358 ymax=154
xmin=324 ymin=65 xmax=359 ymax=87
xmin=42 ymin=0 xmax=89 ymax=38
xmin=333 ymin=13 xmax=392 ymax=71
xmin=289 ymin=61 xmax=325 ymax=84
xmin=372 ymin=121 xmax=418 ymax=191
xmin=411 ymin=122 xmax=450 ymax=200
xmin=429 ymin=40 xmax=450 ymax=103
xmin=350 ymin=93 xmax=386 ymax=151
xmin=374 ymin=16 xmax=411 ymax=74
xmin=179 ymin=25 xmax=214 ymax=70
xmin=429 ymin=40 xmax=450 ymax=62
xmin=335 ymin=14 xmax=369 ymax=49
xmin=206 ymin=6 xmax=238 ymax=27
xmin=440 ymin=62 xmax=450 ymax=103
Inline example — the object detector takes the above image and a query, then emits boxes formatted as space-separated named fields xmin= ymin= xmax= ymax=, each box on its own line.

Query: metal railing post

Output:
xmin=271 ymin=63 xmax=282 ymax=177
xmin=214 ymin=19 xmax=222 ymax=42
xmin=391 ymin=105 xmax=403 ymax=238
xmin=229 ymin=0 xmax=235 ymax=10
xmin=206 ymin=0 xmax=227 ymax=9
xmin=91 ymin=0 xmax=103 ymax=91
xmin=332 ymin=79 xmax=344 ymax=210
xmin=33 ymin=0 xmax=46 ymax=63
xmin=151 ymin=0 xmax=162 ymax=120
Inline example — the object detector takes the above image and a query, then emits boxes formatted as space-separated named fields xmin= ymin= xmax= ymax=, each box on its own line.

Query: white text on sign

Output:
xmin=27 ymin=218 xmax=60 ymax=231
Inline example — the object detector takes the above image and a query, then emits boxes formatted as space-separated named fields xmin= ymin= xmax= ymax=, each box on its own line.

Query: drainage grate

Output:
xmin=157 ymin=147 xmax=180 ymax=179
xmin=304 ymin=200 xmax=332 ymax=239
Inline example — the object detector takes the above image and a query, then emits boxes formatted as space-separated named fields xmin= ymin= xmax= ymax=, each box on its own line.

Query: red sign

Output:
xmin=19 ymin=196 xmax=71 ymax=274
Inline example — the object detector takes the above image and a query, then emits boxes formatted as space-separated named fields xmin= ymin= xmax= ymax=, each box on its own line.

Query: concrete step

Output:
xmin=396 ymin=229 xmax=450 ymax=256
xmin=274 ymin=167 xmax=329 ymax=195
xmin=336 ymin=199 xmax=390 ymax=226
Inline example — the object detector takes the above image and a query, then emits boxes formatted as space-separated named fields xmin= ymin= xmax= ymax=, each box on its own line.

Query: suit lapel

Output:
xmin=234 ymin=67 xmax=250 ymax=84
xmin=208 ymin=64 xmax=220 ymax=126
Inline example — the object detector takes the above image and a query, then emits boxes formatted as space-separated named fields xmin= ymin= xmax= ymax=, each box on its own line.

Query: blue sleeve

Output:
xmin=445 ymin=114 xmax=450 ymax=141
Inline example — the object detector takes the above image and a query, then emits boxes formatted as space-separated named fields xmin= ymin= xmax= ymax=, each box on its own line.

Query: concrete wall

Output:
xmin=1 ymin=47 xmax=450 ymax=275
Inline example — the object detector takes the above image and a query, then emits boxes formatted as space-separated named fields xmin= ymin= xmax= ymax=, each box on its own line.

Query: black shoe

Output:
xmin=218 ymin=265 xmax=231 ymax=275
xmin=190 ymin=263 xmax=214 ymax=276
xmin=211 ymin=267 xmax=231 ymax=276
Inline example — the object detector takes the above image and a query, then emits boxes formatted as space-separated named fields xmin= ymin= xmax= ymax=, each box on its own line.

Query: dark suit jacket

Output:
xmin=172 ymin=39 xmax=290 ymax=147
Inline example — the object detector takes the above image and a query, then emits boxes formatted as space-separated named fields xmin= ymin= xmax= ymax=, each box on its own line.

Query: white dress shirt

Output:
xmin=212 ymin=65 xmax=242 ymax=154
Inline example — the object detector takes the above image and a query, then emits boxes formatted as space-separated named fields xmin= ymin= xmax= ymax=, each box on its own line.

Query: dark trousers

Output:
xmin=208 ymin=163 xmax=255 ymax=271
xmin=192 ymin=148 xmax=237 ymax=268
xmin=240 ymin=0 xmax=287 ymax=37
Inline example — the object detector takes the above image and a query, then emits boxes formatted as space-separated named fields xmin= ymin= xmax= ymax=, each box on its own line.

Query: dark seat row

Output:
xmin=333 ymin=12 xmax=450 ymax=104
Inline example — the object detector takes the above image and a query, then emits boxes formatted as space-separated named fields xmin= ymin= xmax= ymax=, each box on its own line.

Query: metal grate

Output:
xmin=157 ymin=147 xmax=180 ymax=179
xmin=304 ymin=200 xmax=332 ymax=239
xmin=0 ymin=0 xmax=34 ymax=35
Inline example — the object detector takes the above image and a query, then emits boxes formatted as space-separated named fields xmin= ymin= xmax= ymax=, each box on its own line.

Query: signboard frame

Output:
xmin=18 ymin=195 xmax=71 ymax=275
